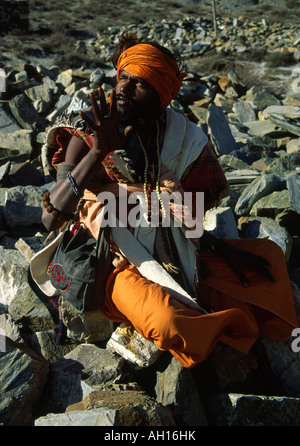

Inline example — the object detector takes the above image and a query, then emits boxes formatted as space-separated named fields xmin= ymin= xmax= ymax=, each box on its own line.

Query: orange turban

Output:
xmin=116 ymin=44 xmax=186 ymax=109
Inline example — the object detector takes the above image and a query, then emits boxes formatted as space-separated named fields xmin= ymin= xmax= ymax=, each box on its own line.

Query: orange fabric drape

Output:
xmin=101 ymin=238 xmax=298 ymax=369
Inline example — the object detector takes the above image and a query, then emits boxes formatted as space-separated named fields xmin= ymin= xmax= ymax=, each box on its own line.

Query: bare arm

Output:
xmin=41 ymin=87 xmax=132 ymax=232
xmin=41 ymin=136 xmax=101 ymax=231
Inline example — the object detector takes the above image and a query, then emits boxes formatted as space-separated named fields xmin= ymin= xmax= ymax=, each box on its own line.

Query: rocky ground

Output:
xmin=1 ymin=0 xmax=300 ymax=428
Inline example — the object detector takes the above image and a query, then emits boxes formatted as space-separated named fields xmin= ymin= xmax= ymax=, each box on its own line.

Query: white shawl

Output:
xmin=111 ymin=108 xmax=208 ymax=311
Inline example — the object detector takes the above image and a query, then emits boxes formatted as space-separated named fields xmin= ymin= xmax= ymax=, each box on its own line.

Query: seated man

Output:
xmin=40 ymin=32 xmax=298 ymax=368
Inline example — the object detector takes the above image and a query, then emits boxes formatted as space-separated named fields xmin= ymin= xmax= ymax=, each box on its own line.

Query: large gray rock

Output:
xmin=65 ymin=389 xmax=176 ymax=426
xmin=204 ymin=206 xmax=239 ymax=239
xmin=8 ymin=93 xmax=46 ymax=132
xmin=42 ymin=344 xmax=124 ymax=413
xmin=0 ymin=102 xmax=20 ymax=133
xmin=35 ymin=408 xmax=121 ymax=426
xmin=25 ymin=330 xmax=77 ymax=363
xmin=235 ymin=174 xmax=286 ymax=216
xmin=0 ymin=339 xmax=49 ymax=426
xmin=0 ymin=129 xmax=33 ymax=157
xmin=61 ymin=299 xmax=114 ymax=343
xmin=287 ymin=173 xmax=300 ymax=215
xmin=233 ymin=100 xmax=256 ymax=123
xmin=260 ymin=335 xmax=300 ymax=397
xmin=155 ymin=356 xmax=208 ymax=426
xmin=8 ymin=284 xmax=56 ymax=333
xmin=250 ymin=189 xmax=291 ymax=218
xmin=4 ymin=185 xmax=44 ymax=227
xmin=0 ymin=246 xmax=31 ymax=307
xmin=207 ymin=103 xmax=237 ymax=155
xmin=204 ymin=393 xmax=300 ymax=426
xmin=246 ymin=86 xmax=281 ymax=110
xmin=238 ymin=216 xmax=292 ymax=259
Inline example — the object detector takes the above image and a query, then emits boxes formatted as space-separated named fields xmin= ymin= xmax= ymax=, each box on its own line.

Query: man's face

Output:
xmin=115 ymin=70 xmax=160 ymax=125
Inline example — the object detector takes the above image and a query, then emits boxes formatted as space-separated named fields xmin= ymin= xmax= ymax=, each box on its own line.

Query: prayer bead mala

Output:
xmin=136 ymin=121 xmax=166 ymax=224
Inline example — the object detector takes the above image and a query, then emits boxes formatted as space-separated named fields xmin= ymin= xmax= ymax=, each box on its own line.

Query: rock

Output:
xmin=90 ymin=68 xmax=105 ymax=89
xmin=262 ymin=105 xmax=300 ymax=120
xmin=65 ymin=389 xmax=175 ymax=426
xmin=8 ymin=282 xmax=56 ymax=333
xmin=287 ymin=173 xmax=300 ymax=215
xmin=250 ymin=189 xmax=291 ymax=217
xmin=8 ymin=93 xmax=46 ymax=132
xmin=235 ymin=173 xmax=286 ymax=216
xmin=204 ymin=206 xmax=239 ymax=239
xmin=61 ymin=299 xmax=114 ymax=343
xmin=25 ymin=330 xmax=76 ymax=363
xmin=155 ymin=356 xmax=208 ymax=426
xmin=268 ymin=114 xmax=300 ymax=137
xmin=246 ymin=86 xmax=281 ymax=110
xmin=218 ymin=154 xmax=253 ymax=172
xmin=225 ymin=169 xmax=260 ymax=185
xmin=1 ymin=24 xmax=300 ymax=426
xmin=205 ymin=393 xmax=300 ymax=426
xmin=0 ymin=313 xmax=24 ymax=344
xmin=0 ymin=129 xmax=33 ymax=158
xmin=286 ymin=138 xmax=300 ymax=153
xmin=0 ymin=162 xmax=11 ymax=186
xmin=234 ymin=100 xmax=256 ymax=124
xmin=0 ymin=338 xmax=49 ymax=426
xmin=4 ymin=185 xmax=44 ymax=227
xmin=6 ymin=162 xmax=43 ymax=187
xmin=56 ymin=69 xmax=73 ymax=89
xmin=107 ymin=323 xmax=161 ymax=369
xmin=35 ymin=408 xmax=121 ymax=426
xmin=0 ymin=102 xmax=20 ymax=133
xmin=42 ymin=344 xmax=124 ymax=413
xmin=46 ymin=94 xmax=71 ymax=122
xmin=207 ymin=103 xmax=237 ymax=155
xmin=0 ymin=246 xmax=32 ymax=307
xmin=15 ymin=235 xmax=45 ymax=261
xmin=25 ymin=82 xmax=55 ymax=107
xmin=243 ymin=120 xmax=282 ymax=138
xmin=264 ymin=152 xmax=300 ymax=175
xmin=260 ymin=335 xmax=300 ymax=397
xmin=238 ymin=216 xmax=292 ymax=259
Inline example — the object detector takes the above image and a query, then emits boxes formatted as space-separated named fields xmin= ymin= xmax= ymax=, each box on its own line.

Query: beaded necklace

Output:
xmin=136 ymin=121 xmax=166 ymax=224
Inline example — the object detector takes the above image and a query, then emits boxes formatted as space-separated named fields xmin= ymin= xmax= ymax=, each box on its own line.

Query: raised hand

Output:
xmin=79 ymin=87 xmax=133 ymax=160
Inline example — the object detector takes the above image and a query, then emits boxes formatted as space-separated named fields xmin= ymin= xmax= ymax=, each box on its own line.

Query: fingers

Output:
xmin=98 ymin=87 xmax=109 ymax=118
xmin=79 ymin=110 xmax=97 ymax=131
xmin=89 ymin=92 xmax=101 ymax=124
xmin=88 ymin=87 xmax=109 ymax=124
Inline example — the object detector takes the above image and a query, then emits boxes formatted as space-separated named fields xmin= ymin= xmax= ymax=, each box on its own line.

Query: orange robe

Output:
xmin=101 ymin=237 xmax=298 ymax=369
xmin=46 ymin=116 xmax=298 ymax=369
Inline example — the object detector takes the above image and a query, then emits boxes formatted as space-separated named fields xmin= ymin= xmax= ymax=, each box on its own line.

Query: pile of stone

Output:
xmin=84 ymin=16 xmax=300 ymax=62
xmin=0 ymin=53 xmax=300 ymax=427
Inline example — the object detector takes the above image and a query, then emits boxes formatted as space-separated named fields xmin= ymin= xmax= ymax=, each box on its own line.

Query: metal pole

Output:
xmin=212 ymin=0 xmax=217 ymax=36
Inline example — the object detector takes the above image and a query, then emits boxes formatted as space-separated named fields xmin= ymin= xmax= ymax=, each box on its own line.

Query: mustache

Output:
xmin=116 ymin=93 xmax=133 ymax=105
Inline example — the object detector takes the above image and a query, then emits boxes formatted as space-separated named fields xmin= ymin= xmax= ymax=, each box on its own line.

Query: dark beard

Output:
xmin=116 ymin=93 xmax=160 ymax=132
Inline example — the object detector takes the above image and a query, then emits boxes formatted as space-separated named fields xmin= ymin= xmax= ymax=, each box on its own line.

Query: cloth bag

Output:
xmin=31 ymin=222 xmax=112 ymax=314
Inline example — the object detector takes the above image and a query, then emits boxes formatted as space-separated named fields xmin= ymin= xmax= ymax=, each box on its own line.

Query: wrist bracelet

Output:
xmin=42 ymin=192 xmax=73 ymax=222
xmin=67 ymin=172 xmax=83 ymax=197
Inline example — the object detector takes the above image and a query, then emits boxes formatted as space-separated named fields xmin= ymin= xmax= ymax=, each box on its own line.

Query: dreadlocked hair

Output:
xmin=111 ymin=31 xmax=182 ymax=69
